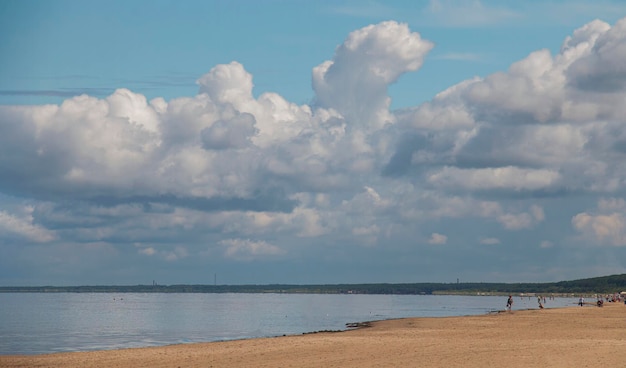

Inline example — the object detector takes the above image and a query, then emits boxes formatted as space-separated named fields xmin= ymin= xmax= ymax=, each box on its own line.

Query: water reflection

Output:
xmin=0 ymin=293 xmax=579 ymax=354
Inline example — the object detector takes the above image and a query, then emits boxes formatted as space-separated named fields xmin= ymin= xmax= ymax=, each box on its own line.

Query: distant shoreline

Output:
xmin=0 ymin=288 xmax=596 ymax=298
xmin=1 ymin=273 xmax=626 ymax=295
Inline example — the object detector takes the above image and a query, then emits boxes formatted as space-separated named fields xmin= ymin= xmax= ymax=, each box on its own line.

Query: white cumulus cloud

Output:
xmin=428 ymin=232 xmax=448 ymax=245
xmin=3 ymin=16 xmax=626 ymax=283
xmin=0 ymin=208 xmax=55 ymax=243
xmin=572 ymin=198 xmax=626 ymax=246
xmin=312 ymin=21 xmax=433 ymax=130
xmin=220 ymin=239 xmax=285 ymax=261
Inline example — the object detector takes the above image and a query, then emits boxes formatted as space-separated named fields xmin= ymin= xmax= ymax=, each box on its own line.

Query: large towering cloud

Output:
xmin=312 ymin=21 xmax=433 ymax=130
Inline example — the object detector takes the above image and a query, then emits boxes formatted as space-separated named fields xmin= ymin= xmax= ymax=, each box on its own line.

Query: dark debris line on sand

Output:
xmin=301 ymin=321 xmax=372 ymax=335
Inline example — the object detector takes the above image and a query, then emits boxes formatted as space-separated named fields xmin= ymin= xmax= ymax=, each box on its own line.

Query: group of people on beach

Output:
xmin=506 ymin=293 xmax=626 ymax=311
xmin=587 ymin=293 xmax=625 ymax=307
xmin=602 ymin=293 xmax=624 ymax=303
xmin=506 ymin=294 xmax=548 ymax=311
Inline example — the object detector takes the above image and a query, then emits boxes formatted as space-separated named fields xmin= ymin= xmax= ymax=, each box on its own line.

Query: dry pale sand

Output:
xmin=2 ymin=303 xmax=625 ymax=368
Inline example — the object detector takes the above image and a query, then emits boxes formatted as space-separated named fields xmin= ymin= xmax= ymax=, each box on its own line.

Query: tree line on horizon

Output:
xmin=2 ymin=274 xmax=625 ymax=295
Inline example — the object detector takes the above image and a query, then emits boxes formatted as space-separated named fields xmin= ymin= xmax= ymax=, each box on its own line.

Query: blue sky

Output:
xmin=5 ymin=0 xmax=622 ymax=108
xmin=2 ymin=0 xmax=626 ymax=285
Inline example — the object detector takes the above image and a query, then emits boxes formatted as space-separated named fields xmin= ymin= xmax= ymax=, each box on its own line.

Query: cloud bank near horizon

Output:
xmin=2 ymin=17 xmax=626 ymax=284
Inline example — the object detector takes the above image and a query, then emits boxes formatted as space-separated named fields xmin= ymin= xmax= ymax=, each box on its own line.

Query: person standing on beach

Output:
xmin=506 ymin=295 xmax=513 ymax=311
xmin=579 ymin=296 xmax=584 ymax=306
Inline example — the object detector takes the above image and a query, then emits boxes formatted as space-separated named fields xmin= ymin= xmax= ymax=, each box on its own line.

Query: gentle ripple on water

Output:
xmin=0 ymin=293 xmax=579 ymax=355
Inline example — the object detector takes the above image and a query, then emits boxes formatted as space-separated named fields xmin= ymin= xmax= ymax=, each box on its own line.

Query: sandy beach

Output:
xmin=2 ymin=303 xmax=625 ymax=368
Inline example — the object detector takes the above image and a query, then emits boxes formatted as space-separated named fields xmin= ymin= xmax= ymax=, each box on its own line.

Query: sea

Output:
xmin=0 ymin=293 xmax=579 ymax=355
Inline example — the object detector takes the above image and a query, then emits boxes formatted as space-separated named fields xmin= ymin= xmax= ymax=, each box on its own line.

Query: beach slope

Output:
xmin=2 ymin=303 xmax=625 ymax=368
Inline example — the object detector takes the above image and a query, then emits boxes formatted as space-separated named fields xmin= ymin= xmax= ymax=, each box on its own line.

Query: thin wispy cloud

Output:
xmin=432 ymin=52 xmax=485 ymax=62
xmin=422 ymin=0 xmax=523 ymax=27
xmin=480 ymin=238 xmax=501 ymax=245
xmin=525 ymin=1 xmax=626 ymax=26
xmin=0 ymin=88 xmax=114 ymax=98
xmin=327 ymin=1 xmax=397 ymax=18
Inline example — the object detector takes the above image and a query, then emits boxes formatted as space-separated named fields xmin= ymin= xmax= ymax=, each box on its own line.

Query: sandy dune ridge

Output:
xmin=2 ymin=303 xmax=625 ymax=367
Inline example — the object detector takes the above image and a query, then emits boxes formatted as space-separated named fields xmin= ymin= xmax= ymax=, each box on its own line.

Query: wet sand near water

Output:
xmin=2 ymin=303 xmax=625 ymax=368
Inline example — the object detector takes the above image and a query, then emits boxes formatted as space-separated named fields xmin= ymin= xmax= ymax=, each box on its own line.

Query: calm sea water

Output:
xmin=0 ymin=293 xmax=578 ymax=355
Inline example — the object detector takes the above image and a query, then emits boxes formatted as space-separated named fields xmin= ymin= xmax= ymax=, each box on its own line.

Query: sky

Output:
xmin=2 ymin=0 xmax=626 ymax=286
